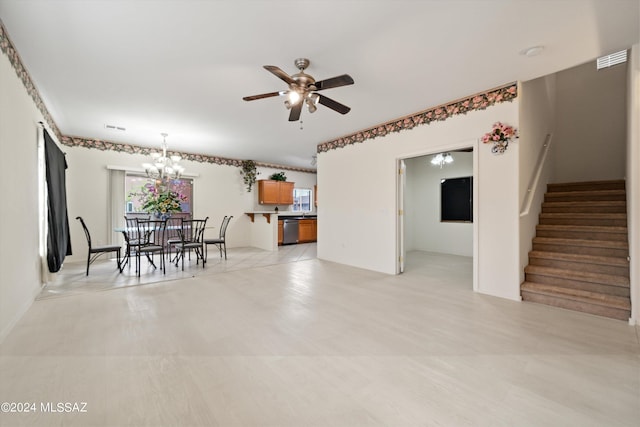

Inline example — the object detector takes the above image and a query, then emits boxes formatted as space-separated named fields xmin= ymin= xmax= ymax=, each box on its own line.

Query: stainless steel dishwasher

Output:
xmin=282 ymin=219 xmax=299 ymax=245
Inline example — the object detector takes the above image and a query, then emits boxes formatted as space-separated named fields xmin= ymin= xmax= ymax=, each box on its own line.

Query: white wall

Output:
xmin=318 ymin=100 xmax=521 ymax=301
xmin=405 ymin=152 xmax=473 ymax=256
xmin=63 ymin=147 xmax=316 ymax=264
xmin=0 ymin=50 xmax=47 ymax=341
xmin=627 ymin=44 xmax=640 ymax=323
xmin=554 ymin=60 xmax=627 ymax=182
xmin=518 ymin=76 xmax=557 ymax=281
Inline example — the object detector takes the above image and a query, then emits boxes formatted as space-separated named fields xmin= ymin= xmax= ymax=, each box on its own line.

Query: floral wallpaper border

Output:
xmin=317 ymin=83 xmax=518 ymax=153
xmin=0 ymin=21 xmax=62 ymax=142
xmin=0 ymin=20 xmax=316 ymax=174
xmin=58 ymin=135 xmax=316 ymax=173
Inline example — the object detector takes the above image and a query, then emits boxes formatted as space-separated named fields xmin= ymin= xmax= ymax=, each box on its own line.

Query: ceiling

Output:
xmin=1 ymin=1 xmax=638 ymax=169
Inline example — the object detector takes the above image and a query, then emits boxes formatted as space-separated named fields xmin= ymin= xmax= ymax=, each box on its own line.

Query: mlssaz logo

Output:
xmin=41 ymin=402 xmax=88 ymax=413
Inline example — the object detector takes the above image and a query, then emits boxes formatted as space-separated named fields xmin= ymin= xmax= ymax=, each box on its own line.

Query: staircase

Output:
xmin=521 ymin=180 xmax=631 ymax=321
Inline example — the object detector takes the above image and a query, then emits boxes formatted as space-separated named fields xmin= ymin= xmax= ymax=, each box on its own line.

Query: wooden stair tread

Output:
xmin=524 ymin=265 xmax=630 ymax=287
xmin=545 ymin=189 xmax=625 ymax=196
xmin=535 ymin=225 xmax=628 ymax=240
xmin=521 ymin=282 xmax=631 ymax=310
xmin=532 ymin=236 xmax=628 ymax=250
xmin=542 ymin=201 xmax=626 ymax=207
xmin=547 ymin=180 xmax=625 ymax=192
xmin=539 ymin=212 xmax=627 ymax=219
xmin=529 ymin=250 xmax=630 ymax=266
xmin=536 ymin=224 xmax=628 ymax=232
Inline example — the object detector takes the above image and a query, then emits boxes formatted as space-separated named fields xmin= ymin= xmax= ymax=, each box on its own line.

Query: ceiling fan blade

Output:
xmin=242 ymin=91 xmax=281 ymax=101
xmin=288 ymin=102 xmax=303 ymax=121
xmin=314 ymin=74 xmax=354 ymax=91
xmin=317 ymin=94 xmax=351 ymax=115
xmin=264 ymin=65 xmax=295 ymax=85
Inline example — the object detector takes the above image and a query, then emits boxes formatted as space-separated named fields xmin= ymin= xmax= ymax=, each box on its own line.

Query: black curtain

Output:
xmin=45 ymin=129 xmax=72 ymax=272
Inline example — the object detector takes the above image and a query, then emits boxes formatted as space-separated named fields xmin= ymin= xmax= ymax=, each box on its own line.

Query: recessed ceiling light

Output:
xmin=521 ymin=46 xmax=544 ymax=57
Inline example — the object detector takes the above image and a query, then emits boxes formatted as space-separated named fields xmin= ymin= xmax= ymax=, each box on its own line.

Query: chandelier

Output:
xmin=430 ymin=152 xmax=453 ymax=168
xmin=142 ymin=133 xmax=185 ymax=182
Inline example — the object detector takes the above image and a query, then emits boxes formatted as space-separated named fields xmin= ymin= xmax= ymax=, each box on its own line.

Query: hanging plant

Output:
xmin=240 ymin=160 xmax=259 ymax=192
xmin=269 ymin=171 xmax=287 ymax=181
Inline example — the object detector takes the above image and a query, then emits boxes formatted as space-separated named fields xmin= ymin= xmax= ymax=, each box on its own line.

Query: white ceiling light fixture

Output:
xmin=142 ymin=133 xmax=185 ymax=183
xmin=430 ymin=152 xmax=453 ymax=168
xmin=521 ymin=45 xmax=545 ymax=57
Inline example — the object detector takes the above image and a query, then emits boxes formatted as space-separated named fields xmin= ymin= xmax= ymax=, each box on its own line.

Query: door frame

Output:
xmin=396 ymin=140 xmax=479 ymax=292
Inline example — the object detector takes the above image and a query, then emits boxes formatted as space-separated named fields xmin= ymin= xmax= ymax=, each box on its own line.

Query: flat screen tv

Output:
xmin=441 ymin=176 xmax=473 ymax=222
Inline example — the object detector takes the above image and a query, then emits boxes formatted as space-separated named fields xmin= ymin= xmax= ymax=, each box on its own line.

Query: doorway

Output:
xmin=397 ymin=147 xmax=477 ymax=289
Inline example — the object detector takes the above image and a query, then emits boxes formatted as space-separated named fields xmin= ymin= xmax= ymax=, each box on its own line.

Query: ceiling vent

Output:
xmin=104 ymin=124 xmax=126 ymax=132
xmin=597 ymin=50 xmax=627 ymax=70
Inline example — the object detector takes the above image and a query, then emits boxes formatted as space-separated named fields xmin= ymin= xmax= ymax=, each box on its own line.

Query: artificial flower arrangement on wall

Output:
xmin=482 ymin=122 xmax=518 ymax=154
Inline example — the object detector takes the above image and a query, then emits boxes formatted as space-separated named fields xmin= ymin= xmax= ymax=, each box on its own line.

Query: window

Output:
xmin=292 ymin=188 xmax=312 ymax=212
xmin=125 ymin=174 xmax=193 ymax=214
xmin=440 ymin=176 xmax=473 ymax=222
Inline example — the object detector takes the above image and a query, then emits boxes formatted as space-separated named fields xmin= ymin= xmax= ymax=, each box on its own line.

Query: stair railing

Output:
xmin=520 ymin=133 xmax=553 ymax=217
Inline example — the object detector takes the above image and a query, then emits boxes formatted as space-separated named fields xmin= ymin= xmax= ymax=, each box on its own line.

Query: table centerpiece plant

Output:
xmin=130 ymin=183 xmax=185 ymax=219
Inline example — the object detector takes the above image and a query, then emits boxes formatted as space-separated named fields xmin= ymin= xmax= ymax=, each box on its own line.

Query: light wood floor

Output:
xmin=38 ymin=243 xmax=318 ymax=299
xmin=1 ymin=248 xmax=638 ymax=426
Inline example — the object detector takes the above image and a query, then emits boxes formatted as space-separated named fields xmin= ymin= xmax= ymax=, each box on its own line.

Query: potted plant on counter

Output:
xmin=269 ymin=171 xmax=287 ymax=181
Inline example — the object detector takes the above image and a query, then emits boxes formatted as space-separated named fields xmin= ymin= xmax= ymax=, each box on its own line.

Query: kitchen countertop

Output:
xmin=245 ymin=211 xmax=316 ymax=217
xmin=244 ymin=211 xmax=316 ymax=224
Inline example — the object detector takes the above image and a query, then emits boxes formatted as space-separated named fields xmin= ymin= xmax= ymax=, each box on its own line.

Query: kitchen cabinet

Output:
xmin=298 ymin=218 xmax=317 ymax=243
xmin=278 ymin=220 xmax=283 ymax=245
xmin=258 ymin=180 xmax=294 ymax=205
xmin=279 ymin=181 xmax=294 ymax=204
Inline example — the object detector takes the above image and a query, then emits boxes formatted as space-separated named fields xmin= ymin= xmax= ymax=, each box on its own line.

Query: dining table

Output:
xmin=113 ymin=222 xmax=215 ymax=270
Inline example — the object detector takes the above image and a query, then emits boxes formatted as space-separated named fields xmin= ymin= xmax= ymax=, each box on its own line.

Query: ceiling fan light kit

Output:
xmin=243 ymin=58 xmax=354 ymax=121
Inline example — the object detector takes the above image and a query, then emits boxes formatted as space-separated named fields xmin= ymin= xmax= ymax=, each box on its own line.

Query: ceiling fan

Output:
xmin=243 ymin=58 xmax=354 ymax=122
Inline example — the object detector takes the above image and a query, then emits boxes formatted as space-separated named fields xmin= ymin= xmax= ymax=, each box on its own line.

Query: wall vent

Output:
xmin=596 ymin=50 xmax=627 ymax=70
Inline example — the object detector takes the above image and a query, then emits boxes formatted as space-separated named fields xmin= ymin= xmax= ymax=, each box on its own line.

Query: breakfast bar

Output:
xmin=245 ymin=211 xmax=317 ymax=251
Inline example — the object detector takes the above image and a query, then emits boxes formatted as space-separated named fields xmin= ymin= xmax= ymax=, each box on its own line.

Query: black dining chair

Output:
xmin=121 ymin=215 xmax=149 ymax=270
xmin=204 ymin=215 xmax=233 ymax=262
xmin=76 ymin=216 xmax=122 ymax=276
xmin=165 ymin=216 xmax=184 ymax=264
xmin=133 ymin=219 xmax=167 ymax=277
xmin=173 ymin=217 xmax=208 ymax=270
